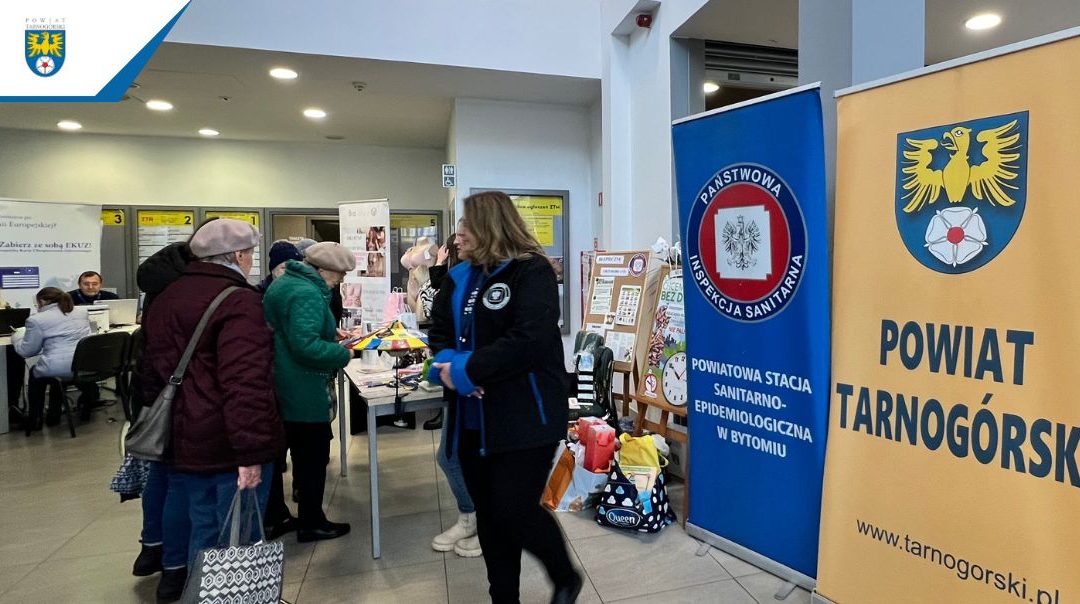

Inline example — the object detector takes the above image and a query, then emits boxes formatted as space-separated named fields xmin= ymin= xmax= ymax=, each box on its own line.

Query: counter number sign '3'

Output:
xmin=25 ymin=18 xmax=66 ymax=77
xmin=895 ymin=111 xmax=1029 ymax=274
xmin=686 ymin=163 xmax=807 ymax=323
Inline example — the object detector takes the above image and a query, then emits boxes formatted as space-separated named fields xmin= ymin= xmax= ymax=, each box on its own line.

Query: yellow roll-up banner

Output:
xmin=818 ymin=33 xmax=1080 ymax=603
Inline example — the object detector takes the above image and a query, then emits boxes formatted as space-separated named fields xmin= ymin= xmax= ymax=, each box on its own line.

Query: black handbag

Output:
xmin=125 ymin=287 xmax=239 ymax=461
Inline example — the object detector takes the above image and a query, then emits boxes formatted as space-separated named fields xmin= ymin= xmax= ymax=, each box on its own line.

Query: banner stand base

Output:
xmin=686 ymin=523 xmax=816 ymax=592
xmin=811 ymin=591 xmax=836 ymax=604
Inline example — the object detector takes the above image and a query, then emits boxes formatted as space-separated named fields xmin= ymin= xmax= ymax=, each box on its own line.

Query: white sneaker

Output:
xmin=453 ymin=535 xmax=483 ymax=558
xmin=432 ymin=513 xmax=476 ymax=552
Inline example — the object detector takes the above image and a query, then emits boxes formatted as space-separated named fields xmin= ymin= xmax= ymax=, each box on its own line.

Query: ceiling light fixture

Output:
xmin=270 ymin=67 xmax=298 ymax=80
xmin=199 ymin=128 xmax=220 ymax=137
xmin=146 ymin=99 xmax=174 ymax=111
xmin=303 ymin=107 xmax=327 ymax=119
xmin=57 ymin=120 xmax=82 ymax=131
xmin=703 ymin=81 xmax=720 ymax=94
xmin=965 ymin=13 xmax=1002 ymax=31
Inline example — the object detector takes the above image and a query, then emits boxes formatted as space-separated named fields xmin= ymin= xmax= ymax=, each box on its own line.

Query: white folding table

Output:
xmin=336 ymin=359 xmax=445 ymax=558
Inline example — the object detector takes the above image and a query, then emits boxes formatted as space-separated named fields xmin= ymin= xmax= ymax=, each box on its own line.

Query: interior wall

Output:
xmin=601 ymin=0 xmax=711 ymax=250
xmin=448 ymin=98 xmax=598 ymax=358
xmin=0 ymin=128 xmax=446 ymax=210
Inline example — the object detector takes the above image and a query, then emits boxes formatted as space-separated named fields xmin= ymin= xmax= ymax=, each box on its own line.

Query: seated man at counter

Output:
xmin=68 ymin=271 xmax=120 ymax=306
xmin=66 ymin=270 xmax=119 ymax=413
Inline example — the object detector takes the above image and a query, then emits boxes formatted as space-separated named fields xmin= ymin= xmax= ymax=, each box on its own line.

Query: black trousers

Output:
xmin=285 ymin=421 xmax=332 ymax=529
xmin=458 ymin=431 xmax=576 ymax=604
xmin=26 ymin=371 xmax=64 ymax=421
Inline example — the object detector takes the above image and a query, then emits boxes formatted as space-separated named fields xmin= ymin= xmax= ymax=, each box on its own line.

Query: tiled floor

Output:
xmin=0 ymin=405 xmax=810 ymax=603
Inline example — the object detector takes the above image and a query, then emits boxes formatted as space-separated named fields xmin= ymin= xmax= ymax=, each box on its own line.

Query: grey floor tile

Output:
xmin=297 ymin=560 xmax=447 ymax=604
xmin=282 ymin=541 xmax=317 ymax=585
xmin=708 ymin=546 xmax=768 ymax=578
xmin=555 ymin=509 xmax=611 ymax=541
xmin=0 ymin=564 xmax=36 ymax=597
xmin=572 ymin=525 xmax=730 ymax=601
xmin=49 ymin=507 xmax=143 ymax=560
xmin=282 ymin=582 xmax=301 ymax=602
xmin=0 ymin=532 xmax=74 ymax=567
xmin=446 ymin=550 xmax=600 ymax=604
xmin=0 ymin=551 xmax=157 ymax=604
xmin=608 ymin=578 xmax=756 ymax=603
xmin=304 ymin=511 xmax=445 ymax=579
xmin=735 ymin=572 xmax=812 ymax=604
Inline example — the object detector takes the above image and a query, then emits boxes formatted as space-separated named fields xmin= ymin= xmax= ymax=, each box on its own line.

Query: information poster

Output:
xmin=137 ymin=209 xmax=193 ymax=265
xmin=339 ymin=200 xmax=391 ymax=329
xmin=0 ymin=199 xmax=101 ymax=308
xmin=205 ymin=211 xmax=262 ymax=280
xmin=637 ymin=265 xmax=687 ymax=407
xmin=510 ymin=195 xmax=561 ymax=247
xmin=581 ymin=250 xmax=651 ymax=372
xmin=818 ymin=33 xmax=1080 ymax=604
xmin=672 ymin=85 xmax=829 ymax=584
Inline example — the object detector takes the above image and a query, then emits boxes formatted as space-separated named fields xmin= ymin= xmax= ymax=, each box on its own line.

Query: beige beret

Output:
xmin=304 ymin=242 xmax=356 ymax=272
xmin=189 ymin=219 xmax=261 ymax=258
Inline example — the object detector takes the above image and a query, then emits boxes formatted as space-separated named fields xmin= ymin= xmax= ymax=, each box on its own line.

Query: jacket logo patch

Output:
xmin=483 ymin=283 xmax=511 ymax=310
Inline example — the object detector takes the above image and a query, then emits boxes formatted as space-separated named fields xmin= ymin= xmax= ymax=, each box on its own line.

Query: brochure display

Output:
xmin=339 ymin=200 xmax=391 ymax=329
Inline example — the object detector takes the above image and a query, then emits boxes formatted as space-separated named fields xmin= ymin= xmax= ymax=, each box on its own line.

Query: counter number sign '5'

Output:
xmin=442 ymin=164 xmax=456 ymax=188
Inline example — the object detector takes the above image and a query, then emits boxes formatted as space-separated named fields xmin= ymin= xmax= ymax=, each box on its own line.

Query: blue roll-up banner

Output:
xmin=671 ymin=84 xmax=829 ymax=584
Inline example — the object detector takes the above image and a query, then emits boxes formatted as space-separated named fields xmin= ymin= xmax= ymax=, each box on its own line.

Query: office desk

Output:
xmin=336 ymin=360 xmax=444 ymax=559
xmin=0 ymin=324 xmax=139 ymax=434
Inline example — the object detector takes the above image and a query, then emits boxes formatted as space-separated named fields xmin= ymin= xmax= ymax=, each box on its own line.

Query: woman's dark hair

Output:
xmin=444 ymin=234 xmax=460 ymax=268
xmin=37 ymin=287 xmax=74 ymax=314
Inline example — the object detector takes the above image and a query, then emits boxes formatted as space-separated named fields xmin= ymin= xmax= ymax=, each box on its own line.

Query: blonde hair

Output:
xmin=462 ymin=191 xmax=545 ymax=268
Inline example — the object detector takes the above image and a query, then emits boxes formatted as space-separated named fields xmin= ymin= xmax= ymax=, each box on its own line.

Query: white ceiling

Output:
xmin=2 ymin=2 xmax=1077 ymax=148
xmin=676 ymin=0 xmax=1080 ymax=65
xmin=0 ymin=43 xmax=600 ymax=148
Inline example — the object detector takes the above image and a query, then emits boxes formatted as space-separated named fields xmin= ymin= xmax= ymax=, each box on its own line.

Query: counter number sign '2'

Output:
xmin=895 ymin=111 xmax=1029 ymax=274
xmin=686 ymin=163 xmax=807 ymax=322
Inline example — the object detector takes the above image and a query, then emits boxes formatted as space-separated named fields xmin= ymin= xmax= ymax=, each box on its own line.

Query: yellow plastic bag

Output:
xmin=618 ymin=433 xmax=667 ymax=470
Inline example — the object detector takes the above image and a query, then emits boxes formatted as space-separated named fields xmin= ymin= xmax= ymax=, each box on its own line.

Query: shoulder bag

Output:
xmin=125 ymin=287 xmax=239 ymax=461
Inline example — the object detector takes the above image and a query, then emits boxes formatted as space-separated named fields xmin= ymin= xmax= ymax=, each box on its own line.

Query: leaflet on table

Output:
xmin=604 ymin=330 xmax=636 ymax=364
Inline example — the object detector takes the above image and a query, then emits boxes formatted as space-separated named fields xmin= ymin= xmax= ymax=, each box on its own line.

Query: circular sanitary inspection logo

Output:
xmin=685 ymin=163 xmax=806 ymax=322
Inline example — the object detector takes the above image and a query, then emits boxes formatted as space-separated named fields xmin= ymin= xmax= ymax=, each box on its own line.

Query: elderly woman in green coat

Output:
xmin=263 ymin=242 xmax=355 ymax=542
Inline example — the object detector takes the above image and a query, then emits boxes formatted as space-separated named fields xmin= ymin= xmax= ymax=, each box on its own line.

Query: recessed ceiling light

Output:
xmin=269 ymin=67 xmax=298 ymax=80
xmin=57 ymin=120 xmax=82 ymax=131
xmin=199 ymin=128 xmax=220 ymax=137
xmin=703 ymin=81 xmax=720 ymax=94
xmin=303 ymin=107 xmax=327 ymax=119
xmin=965 ymin=13 xmax=1002 ymax=31
xmin=146 ymin=99 xmax=174 ymax=111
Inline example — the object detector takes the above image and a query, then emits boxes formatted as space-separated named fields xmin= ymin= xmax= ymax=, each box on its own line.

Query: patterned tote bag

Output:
xmin=181 ymin=489 xmax=284 ymax=604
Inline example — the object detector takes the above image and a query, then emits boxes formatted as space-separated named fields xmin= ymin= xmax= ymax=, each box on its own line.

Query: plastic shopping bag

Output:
xmin=542 ymin=442 xmax=609 ymax=512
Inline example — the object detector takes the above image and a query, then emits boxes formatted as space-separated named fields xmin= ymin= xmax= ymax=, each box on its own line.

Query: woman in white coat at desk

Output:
xmin=13 ymin=287 xmax=90 ymax=432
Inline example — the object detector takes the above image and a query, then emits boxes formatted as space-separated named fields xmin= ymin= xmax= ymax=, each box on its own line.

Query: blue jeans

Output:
xmin=178 ymin=464 xmax=273 ymax=569
xmin=140 ymin=461 xmax=191 ymax=569
xmin=437 ymin=421 xmax=475 ymax=514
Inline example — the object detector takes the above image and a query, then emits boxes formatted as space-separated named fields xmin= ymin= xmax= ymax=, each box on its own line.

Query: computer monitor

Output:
xmin=0 ymin=308 xmax=31 ymax=336
xmin=101 ymin=298 xmax=138 ymax=326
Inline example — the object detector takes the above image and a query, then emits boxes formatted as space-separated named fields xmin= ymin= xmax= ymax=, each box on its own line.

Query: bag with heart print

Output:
xmin=594 ymin=462 xmax=676 ymax=533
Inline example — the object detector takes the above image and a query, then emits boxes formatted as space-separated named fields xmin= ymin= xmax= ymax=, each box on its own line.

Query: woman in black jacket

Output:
xmin=428 ymin=191 xmax=581 ymax=603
